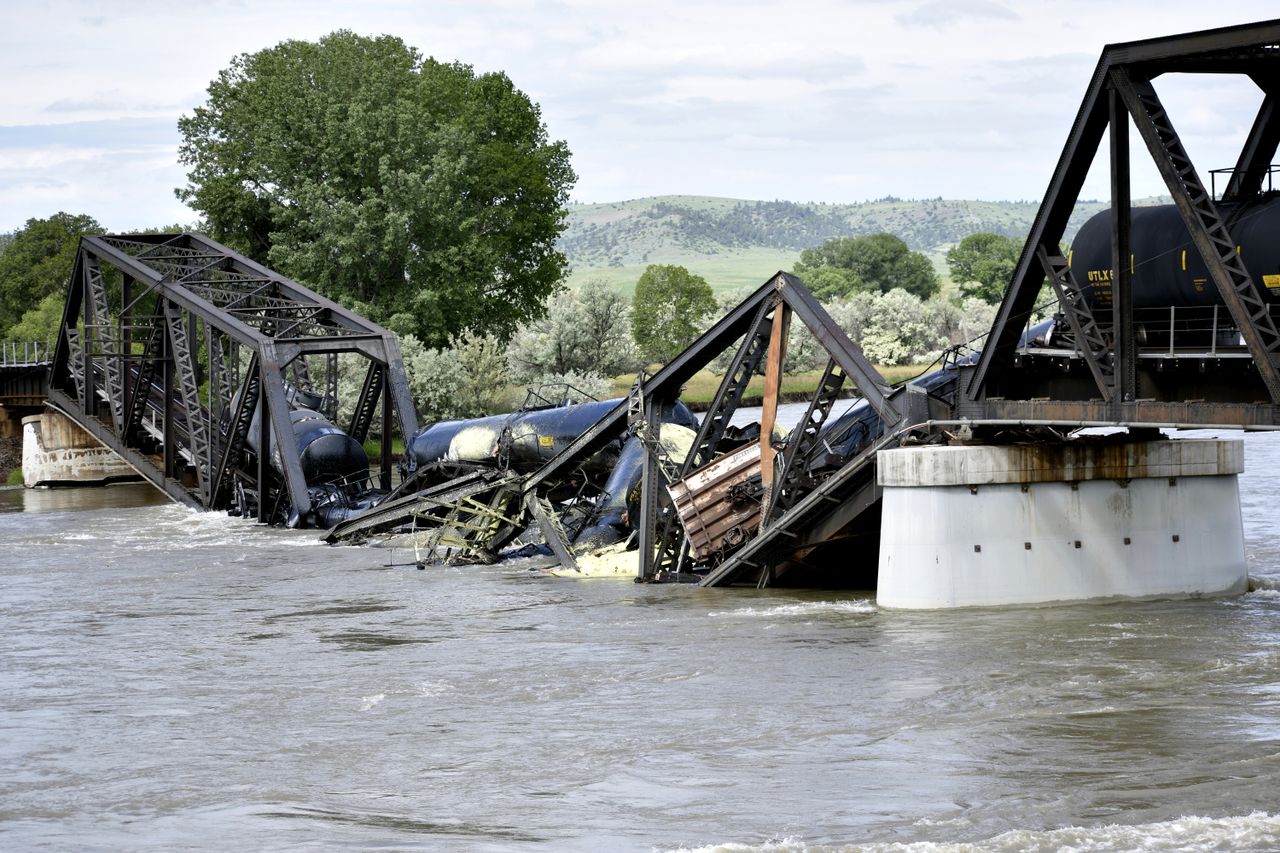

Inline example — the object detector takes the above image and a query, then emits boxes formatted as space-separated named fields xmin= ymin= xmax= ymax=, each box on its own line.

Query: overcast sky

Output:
xmin=1 ymin=1 xmax=1278 ymax=232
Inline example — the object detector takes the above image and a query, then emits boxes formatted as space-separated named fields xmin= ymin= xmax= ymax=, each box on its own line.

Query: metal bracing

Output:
xmin=163 ymin=299 xmax=212 ymax=499
xmin=84 ymin=254 xmax=124 ymax=425
xmin=1112 ymin=68 xmax=1280 ymax=403
xmin=348 ymin=361 xmax=385 ymax=445
xmin=765 ymin=358 xmax=846 ymax=525
xmin=209 ymin=354 xmax=260 ymax=510
xmin=966 ymin=19 xmax=1280 ymax=417
xmin=625 ymin=272 xmax=899 ymax=582
xmin=1037 ymin=247 xmax=1115 ymax=401
xmin=47 ymin=233 xmax=418 ymax=526
xmin=685 ymin=297 xmax=777 ymax=475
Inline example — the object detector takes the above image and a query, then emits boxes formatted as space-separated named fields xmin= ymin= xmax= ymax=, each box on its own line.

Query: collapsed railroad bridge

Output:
xmin=28 ymin=19 xmax=1280 ymax=606
xmin=328 ymin=19 xmax=1280 ymax=606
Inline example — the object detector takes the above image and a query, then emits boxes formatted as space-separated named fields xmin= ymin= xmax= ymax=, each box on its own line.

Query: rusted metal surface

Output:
xmin=758 ymin=304 xmax=789 ymax=503
xmin=877 ymin=439 xmax=1244 ymax=487
xmin=959 ymin=397 xmax=1278 ymax=428
xmin=668 ymin=441 xmax=763 ymax=561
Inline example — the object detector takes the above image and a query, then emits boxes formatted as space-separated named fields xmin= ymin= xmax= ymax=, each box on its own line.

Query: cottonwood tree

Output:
xmin=0 ymin=212 xmax=102 ymax=338
xmin=630 ymin=264 xmax=717 ymax=363
xmin=793 ymin=233 xmax=938 ymax=299
xmin=946 ymin=232 xmax=1020 ymax=303
xmin=177 ymin=31 xmax=575 ymax=346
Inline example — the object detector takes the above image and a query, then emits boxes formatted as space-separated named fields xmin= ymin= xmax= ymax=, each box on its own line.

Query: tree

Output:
xmin=7 ymin=293 xmax=65 ymax=343
xmin=630 ymin=264 xmax=717 ymax=363
xmin=0 ymin=212 xmax=102 ymax=336
xmin=505 ymin=283 xmax=636 ymax=382
xmin=826 ymin=289 xmax=952 ymax=366
xmin=797 ymin=265 xmax=865 ymax=301
xmin=177 ymin=31 xmax=575 ymax=347
xmin=453 ymin=332 xmax=512 ymax=417
xmin=946 ymin=232 xmax=1020 ymax=303
xmin=793 ymin=233 xmax=938 ymax=299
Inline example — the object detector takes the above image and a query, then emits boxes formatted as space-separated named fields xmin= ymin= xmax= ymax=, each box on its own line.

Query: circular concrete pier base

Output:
xmin=875 ymin=439 xmax=1247 ymax=609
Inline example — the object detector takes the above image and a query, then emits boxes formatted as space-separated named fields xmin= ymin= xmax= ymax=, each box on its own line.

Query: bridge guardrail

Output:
xmin=0 ymin=341 xmax=52 ymax=367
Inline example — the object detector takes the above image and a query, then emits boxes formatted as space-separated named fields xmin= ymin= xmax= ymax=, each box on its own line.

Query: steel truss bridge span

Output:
xmin=47 ymin=233 xmax=418 ymax=527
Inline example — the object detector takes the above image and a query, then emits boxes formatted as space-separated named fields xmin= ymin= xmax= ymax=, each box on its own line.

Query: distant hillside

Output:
xmin=560 ymin=195 xmax=1159 ymax=293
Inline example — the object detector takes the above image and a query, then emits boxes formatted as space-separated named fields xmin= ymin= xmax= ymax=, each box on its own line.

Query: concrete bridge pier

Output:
xmin=22 ymin=409 xmax=140 ymax=487
xmin=875 ymin=439 xmax=1247 ymax=609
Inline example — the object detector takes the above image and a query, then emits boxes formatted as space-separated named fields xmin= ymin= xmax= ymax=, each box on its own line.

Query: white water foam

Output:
xmin=707 ymin=600 xmax=877 ymax=620
xmin=663 ymin=811 xmax=1280 ymax=853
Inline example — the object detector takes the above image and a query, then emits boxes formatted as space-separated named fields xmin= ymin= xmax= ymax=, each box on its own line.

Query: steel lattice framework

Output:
xmin=963 ymin=18 xmax=1280 ymax=426
xmin=47 ymin=233 xmax=418 ymax=525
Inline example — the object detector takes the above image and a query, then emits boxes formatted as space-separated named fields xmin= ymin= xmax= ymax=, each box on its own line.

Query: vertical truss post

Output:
xmin=380 ymin=366 xmax=393 ymax=491
xmin=260 ymin=342 xmax=312 ymax=525
xmin=122 ymin=310 xmax=161 ymax=445
xmin=209 ymin=354 xmax=260 ymax=510
xmin=324 ymin=352 xmax=340 ymax=420
xmin=290 ymin=353 xmax=312 ymax=390
xmin=81 ymin=256 xmax=97 ymax=417
xmin=636 ymin=397 xmax=664 ymax=580
xmin=759 ymin=303 xmax=790 ymax=518
xmin=1109 ymin=86 xmax=1136 ymax=403
xmin=87 ymin=255 xmax=123 ymax=425
xmin=1112 ymin=67 xmax=1280 ymax=403
xmin=382 ymin=334 xmax=419 ymax=471
xmin=162 ymin=304 xmax=176 ymax=482
xmin=120 ymin=273 xmax=132 ymax=425
xmin=256 ymin=360 xmax=270 ymax=524
xmin=164 ymin=300 xmax=212 ymax=499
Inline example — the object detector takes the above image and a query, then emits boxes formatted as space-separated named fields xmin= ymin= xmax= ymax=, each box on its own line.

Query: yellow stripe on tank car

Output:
xmin=1130 ymin=254 xmax=1134 ymax=274
xmin=1182 ymin=249 xmax=1186 ymax=271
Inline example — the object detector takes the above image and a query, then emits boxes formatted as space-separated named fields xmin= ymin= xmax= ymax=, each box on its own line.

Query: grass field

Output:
xmin=564 ymin=246 xmax=801 ymax=296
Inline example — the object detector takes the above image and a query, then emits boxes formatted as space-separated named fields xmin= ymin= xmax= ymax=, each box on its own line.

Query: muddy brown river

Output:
xmin=2 ymin=424 xmax=1278 ymax=851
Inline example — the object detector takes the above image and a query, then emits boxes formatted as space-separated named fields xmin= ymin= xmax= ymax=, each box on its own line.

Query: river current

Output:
xmin=2 ymin=421 xmax=1279 ymax=851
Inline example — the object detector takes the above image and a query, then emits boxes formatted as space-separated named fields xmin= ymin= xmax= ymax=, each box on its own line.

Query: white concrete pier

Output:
xmin=876 ymin=439 xmax=1247 ymax=609
xmin=22 ymin=410 xmax=140 ymax=487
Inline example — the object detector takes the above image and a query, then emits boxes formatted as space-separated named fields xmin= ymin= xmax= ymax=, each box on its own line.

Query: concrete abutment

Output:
xmin=22 ymin=409 xmax=140 ymax=487
xmin=875 ymin=439 xmax=1247 ymax=608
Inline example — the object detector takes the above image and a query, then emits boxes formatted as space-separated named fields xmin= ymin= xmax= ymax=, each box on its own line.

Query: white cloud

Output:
xmin=895 ymin=0 xmax=1019 ymax=29
xmin=1 ymin=0 xmax=1279 ymax=230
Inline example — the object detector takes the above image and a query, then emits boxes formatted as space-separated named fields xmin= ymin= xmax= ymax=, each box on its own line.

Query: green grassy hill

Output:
xmin=560 ymin=195 xmax=1158 ymax=294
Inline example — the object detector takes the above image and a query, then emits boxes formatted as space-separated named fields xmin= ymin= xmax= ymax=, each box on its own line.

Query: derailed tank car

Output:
xmin=233 ymin=387 xmax=386 ymax=528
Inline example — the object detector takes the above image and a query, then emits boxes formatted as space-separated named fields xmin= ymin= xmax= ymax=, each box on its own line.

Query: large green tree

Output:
xmin=946 ymin=232 xmax=1020 ymax=303
xmin=0 ymin=212 xmax=102 ymax=339
xmin=793 ymin=233 xmax=938 ymax=299
xmin=177 ymin=31 xmax=576 ymax=346
xmin=631 ymin=264 xmax=716 ymax=363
